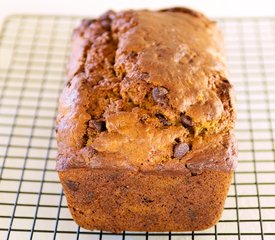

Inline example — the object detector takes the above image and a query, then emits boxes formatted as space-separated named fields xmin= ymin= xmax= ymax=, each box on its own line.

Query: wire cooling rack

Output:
xmin=0 ymin=15 xmax=275 ymax=240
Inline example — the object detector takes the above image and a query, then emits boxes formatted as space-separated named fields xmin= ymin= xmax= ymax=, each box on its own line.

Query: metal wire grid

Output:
xmin=0 ymin=15 xmax=274 ymax=240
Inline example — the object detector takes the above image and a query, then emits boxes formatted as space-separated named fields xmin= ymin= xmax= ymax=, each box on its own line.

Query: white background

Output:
xmin=0 ymin=0 xmax=275 ymax=24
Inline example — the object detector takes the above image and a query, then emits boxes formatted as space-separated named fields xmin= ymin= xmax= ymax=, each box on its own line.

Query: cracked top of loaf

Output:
xmin=56 ymin=7 xmax=237 ymax=175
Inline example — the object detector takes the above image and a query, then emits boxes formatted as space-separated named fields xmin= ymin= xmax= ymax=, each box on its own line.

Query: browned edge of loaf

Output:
xmin=59 ymin=168 xmax=233 ymax=232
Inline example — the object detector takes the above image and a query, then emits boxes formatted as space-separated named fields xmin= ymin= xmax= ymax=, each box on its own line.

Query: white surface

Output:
xmin=0 ymin=0 xmax=275 ymax=23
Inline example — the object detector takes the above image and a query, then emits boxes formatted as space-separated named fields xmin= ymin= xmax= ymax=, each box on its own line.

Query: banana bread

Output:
xmin=56 ymin=7 xmax=237 ymax=232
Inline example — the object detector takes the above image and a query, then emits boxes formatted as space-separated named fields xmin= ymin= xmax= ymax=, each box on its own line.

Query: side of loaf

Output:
xmin=56 ymin=7 xmax=237 ymax=232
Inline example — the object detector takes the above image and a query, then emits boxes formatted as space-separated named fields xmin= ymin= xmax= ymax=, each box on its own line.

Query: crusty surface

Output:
xmin=56 ymin=7 xmax=238 ymax=232
xmin=60 ymin=168 xmax=233 ymax=232
xmin=56 ymin=8 xmax=237 ymax=173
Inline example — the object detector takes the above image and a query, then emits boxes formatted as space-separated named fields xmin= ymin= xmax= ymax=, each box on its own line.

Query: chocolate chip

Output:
xmin=66 ymin=81 xmax=71 ymax=88
xmin=152 ymin=87 xmax=168 ymax=103
xmin=128 ymin=51 xmax=138 ymax=60
xmin=65 ymin=180 xmax=80 ymax=191
xmin=89 ymin=120 xmax=107 ymax=132
xmin=173 ymin=143 xmax=190 ymax=159
xmin=180 ymin=114 xmax=193 ymax=128
xmin=156 ymin=113 xmax=171 ymax=126
xmin=142 ymin=197 xmax=154 ymax=203
xmin=140 ymin=72 xmax=150 ymax=80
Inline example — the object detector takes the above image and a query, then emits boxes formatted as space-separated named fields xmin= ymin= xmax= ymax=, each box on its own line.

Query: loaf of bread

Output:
xmin=56 ymin=7 xmax=237 ymax=232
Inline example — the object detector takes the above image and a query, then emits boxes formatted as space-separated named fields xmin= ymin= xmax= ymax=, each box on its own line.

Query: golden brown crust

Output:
xmin=56 ymin=8 xmax=237 ymax=173
xmin=56 ymin=7 xmax=238 ymax=232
